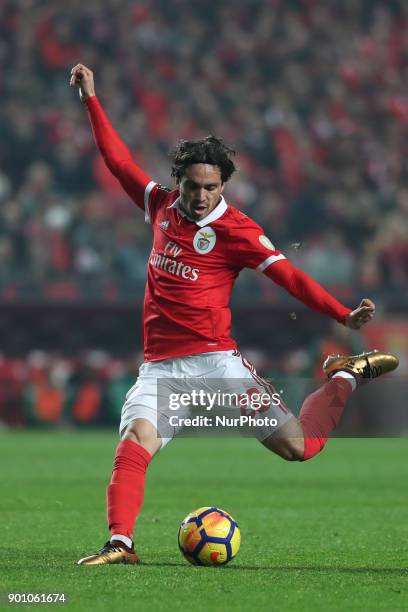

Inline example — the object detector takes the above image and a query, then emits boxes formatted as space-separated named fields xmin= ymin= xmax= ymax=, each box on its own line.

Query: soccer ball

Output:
xmin=178 ymin=506 xmax=240 ymax=566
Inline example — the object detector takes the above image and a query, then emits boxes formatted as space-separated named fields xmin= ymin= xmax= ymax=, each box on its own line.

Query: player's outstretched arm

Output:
xmin=69 ymin=64 xmax=153 ymax=212
xmin=264 ymin=259 xmax=374 ymax=329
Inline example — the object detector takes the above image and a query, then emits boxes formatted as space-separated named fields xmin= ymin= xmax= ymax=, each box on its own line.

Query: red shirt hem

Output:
xmin=144 ymin=340 xmax=237 ymax=363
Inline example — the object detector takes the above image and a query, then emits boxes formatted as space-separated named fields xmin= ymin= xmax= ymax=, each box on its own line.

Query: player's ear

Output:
xmin=220 ymin=182 xmax=225 ymax=193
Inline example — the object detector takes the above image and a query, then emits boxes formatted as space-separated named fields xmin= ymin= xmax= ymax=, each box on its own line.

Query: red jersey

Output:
xmin=86 ymin=96 xmax=352 ymax=361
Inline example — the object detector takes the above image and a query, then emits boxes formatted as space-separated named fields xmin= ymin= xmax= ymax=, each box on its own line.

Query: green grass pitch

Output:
xmin=1 ymin=431 xmax=407 ymax=611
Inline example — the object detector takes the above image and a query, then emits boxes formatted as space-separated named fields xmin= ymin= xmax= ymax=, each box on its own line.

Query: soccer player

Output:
xmin=70 ymin=64 xmax=398 ymax=565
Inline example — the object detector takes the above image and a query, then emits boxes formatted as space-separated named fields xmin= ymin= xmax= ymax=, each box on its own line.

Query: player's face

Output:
xmin=178 ymin=164 xmax=224 ymax=221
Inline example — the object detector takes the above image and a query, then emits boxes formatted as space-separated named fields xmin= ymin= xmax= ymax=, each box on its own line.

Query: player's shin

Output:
xmin=299 ymin=377 xmax=354 ymax=461
xmin=107 ymin=439 xmax=152 ymax=545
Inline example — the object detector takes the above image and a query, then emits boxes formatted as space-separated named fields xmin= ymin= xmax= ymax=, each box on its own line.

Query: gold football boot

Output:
xmin=323 ymin=350 xmax=399 ymax=382
xmin=77 ymin=540 xmax=140 ymax=565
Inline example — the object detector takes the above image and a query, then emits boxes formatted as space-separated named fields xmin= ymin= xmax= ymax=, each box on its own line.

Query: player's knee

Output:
xmin=278 ymin=438 xmax=305 ymax=462
xmin=262 ymin=434 xmax=304 ymax=461
xmin=122 ymin=419 xmax=161 ymax=456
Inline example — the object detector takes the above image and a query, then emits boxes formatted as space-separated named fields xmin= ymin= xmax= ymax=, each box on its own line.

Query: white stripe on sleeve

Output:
xmin=144 ymin=181 xmax=157 ymax=223
xmin=256 ymin=253 xmax=286 ymax=273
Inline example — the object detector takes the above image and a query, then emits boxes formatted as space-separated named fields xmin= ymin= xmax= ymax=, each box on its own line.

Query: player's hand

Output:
xmin=69 ymin=64 xmax=95 ymax=103
xmin=345 ymin=298 xmax=375 ymax=329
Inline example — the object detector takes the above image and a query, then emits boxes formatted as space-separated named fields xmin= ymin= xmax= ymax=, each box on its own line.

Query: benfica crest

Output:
xmin=193 ymin=227 xmax=216 ymax=254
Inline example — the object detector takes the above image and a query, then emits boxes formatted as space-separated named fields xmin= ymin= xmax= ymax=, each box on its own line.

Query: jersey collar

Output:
xmin=169 ymin=195 xmax=228 ymax=226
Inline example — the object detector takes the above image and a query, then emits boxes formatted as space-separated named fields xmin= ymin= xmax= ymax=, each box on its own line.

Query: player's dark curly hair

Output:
xmin=170 ymin=136 xmax=236 ymax=183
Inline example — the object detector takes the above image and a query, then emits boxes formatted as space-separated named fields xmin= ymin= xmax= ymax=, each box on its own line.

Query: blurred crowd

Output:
xmin=1 ymin=0 xmax=408 ymax=305
xmin=0 ymin=334 xmax=357 ymax=427
xmin=0 ymin=349 xmax=141 ymax=427
xmin=1 ymin=346 xmax=314 ymax=428
xmin=2 ymin=327 xmax=405 ymax=434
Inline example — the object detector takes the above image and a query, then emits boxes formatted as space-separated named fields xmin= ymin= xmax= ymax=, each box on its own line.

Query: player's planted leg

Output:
xmin=78 ymin=418 xmax=161 ymax=565
xmin=77 ymin=540 xmax=140 ymax=566
xmin=261 ymin=350 xmax=398 ymax=462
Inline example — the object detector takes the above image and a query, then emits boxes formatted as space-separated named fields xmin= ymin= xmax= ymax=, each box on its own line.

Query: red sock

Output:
xmin=107 ymin=440 xmax=152 ymax=541
xmin=299 ymin=378 xmax=354 ymax=461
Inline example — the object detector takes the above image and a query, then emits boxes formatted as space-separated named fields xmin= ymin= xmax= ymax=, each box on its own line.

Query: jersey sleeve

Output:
xmin=227 ymin=213 xmax=351 ymax=324
xmin=263 ymin=259 xmax=352 ymax=323
xmin=85 ymin=96 xmax=163 ymax=223
xmin=227 ymin=215 xmax=286 ymax=271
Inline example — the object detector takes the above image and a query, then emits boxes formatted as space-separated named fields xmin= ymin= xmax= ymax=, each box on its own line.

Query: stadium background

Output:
xmin=0 ymin=0 xmax=407 ymax=432
xmin=1 ymin=3 xmax=408 ymax=611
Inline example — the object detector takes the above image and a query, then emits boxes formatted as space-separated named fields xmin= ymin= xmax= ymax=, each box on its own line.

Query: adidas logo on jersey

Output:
xmin=159 ymin=220 xmax=170 ymax=230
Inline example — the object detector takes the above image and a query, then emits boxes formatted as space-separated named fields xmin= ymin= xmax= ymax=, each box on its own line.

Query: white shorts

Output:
xmin=119 ymin=349 xmax=293 ymax=447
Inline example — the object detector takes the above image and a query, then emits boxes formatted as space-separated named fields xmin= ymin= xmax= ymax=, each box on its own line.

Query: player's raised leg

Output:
xmin=261 ymin=350 xmax=399 ymax=461
xmin=77 ymin=418 xmax=161 ymax=565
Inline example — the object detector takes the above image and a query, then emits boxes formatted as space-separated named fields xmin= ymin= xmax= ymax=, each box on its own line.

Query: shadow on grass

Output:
xmin=142 ymin=561 xmax=408 ymax=575
xmin=232 ymin=565 xmax=408 ymax=575
xmin=10 ymin=552 xmax=407 ymax=576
